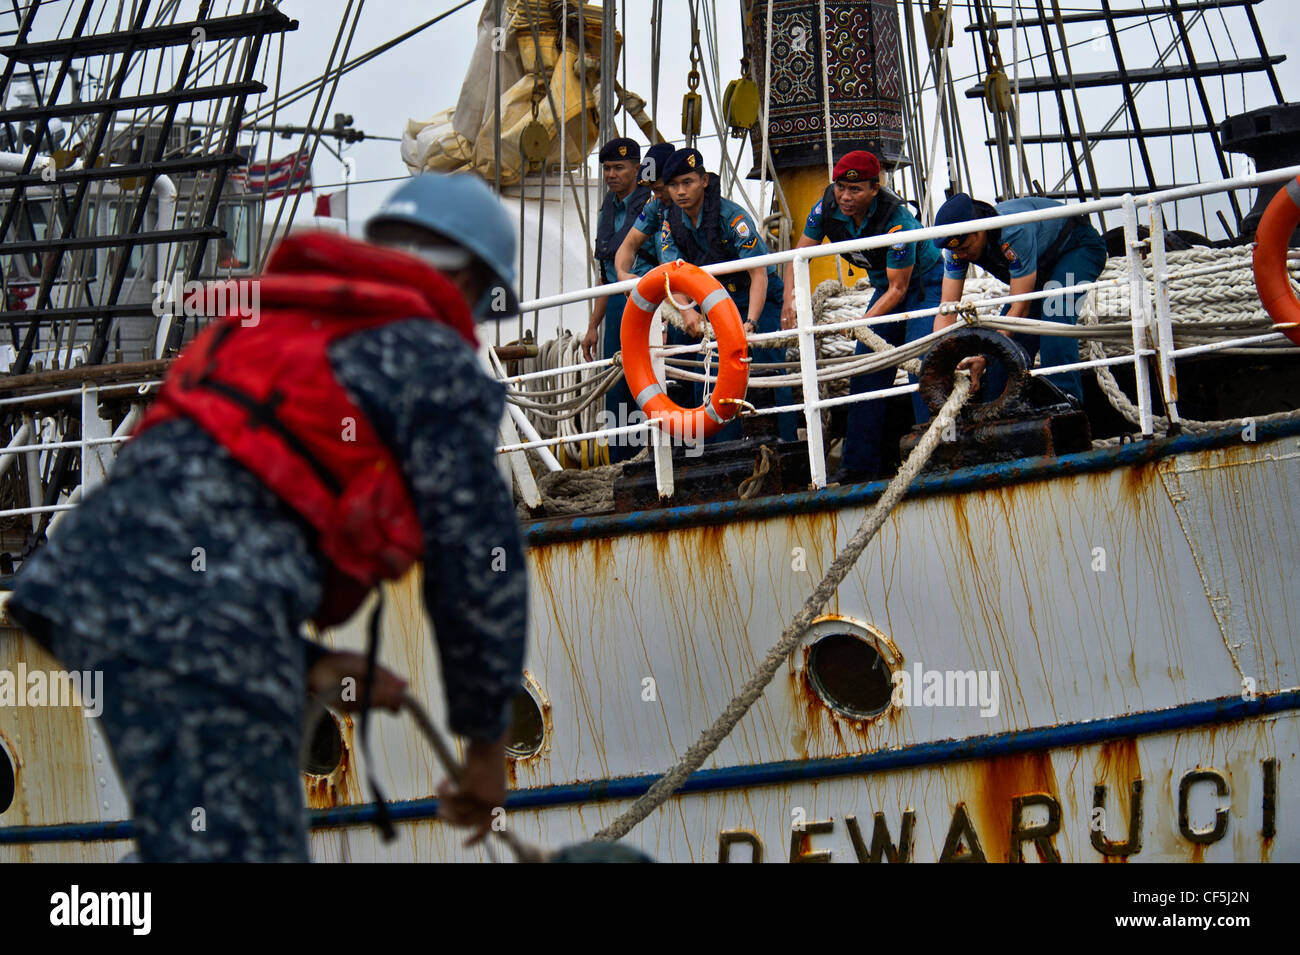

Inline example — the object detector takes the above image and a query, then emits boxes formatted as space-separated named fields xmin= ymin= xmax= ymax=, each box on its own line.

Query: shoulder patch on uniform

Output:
xmin=812 ymin=200 xmax=823 ymax=216
xmin=1002 ymin=242 xmax=1018 ymax=263
xmin=731 ymin=214 xmax=751 ymax=239
xmin=740 ymin=237 xmax=758 ymax=250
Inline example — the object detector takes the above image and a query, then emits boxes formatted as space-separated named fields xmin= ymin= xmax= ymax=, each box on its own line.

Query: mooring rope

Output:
xmin=593 ymin=370 xmax=974 ymax=842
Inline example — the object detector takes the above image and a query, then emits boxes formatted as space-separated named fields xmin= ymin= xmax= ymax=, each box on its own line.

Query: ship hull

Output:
xmin=2 ymin=420 xmax=1298 ymax=862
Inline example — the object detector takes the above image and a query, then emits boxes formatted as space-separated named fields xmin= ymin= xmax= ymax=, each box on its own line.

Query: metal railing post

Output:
xmin=649 ymin=307 xmax=675 ymax=500
xmin=1122 ymin=195 xmax=1155 ymax=436
xmin=80 ymin=384 xmax=113 ymax=493
xmin=1148 ymin=199 xmax=1182 ymax=425
xmin=793 ymin=252 xmax=827 ymax=488
xmin=0 ymin=419 xmax=33 ymax=479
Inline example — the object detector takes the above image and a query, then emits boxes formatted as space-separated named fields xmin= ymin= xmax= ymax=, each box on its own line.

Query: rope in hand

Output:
xmin=399 ymin=691 xmax=547 ymax=863
xmin=593 ymin=370 xmax=975 ymax=842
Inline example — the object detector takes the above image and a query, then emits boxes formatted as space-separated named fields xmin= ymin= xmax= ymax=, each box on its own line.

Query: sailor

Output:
xmin=7 ymin=173 xmax=529 ymax=861
xmin=780 ymin=149 xmax=943 ymax=482
xmin=582 ymin=136 xmax=651 ymax=463
xmin=611 ymin=141 xmax=676 ymax=283
xmin=930 ymin=192 xmax=1108 ymax=402
xmin=657 ymin=147 xmax=797 ymax=443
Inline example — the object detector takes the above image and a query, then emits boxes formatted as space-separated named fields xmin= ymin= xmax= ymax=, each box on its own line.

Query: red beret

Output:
xmin=832 ymin=150 xmax=881 ymax=184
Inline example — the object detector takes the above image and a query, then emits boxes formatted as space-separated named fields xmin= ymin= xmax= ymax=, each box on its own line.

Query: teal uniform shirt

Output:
xmin=942 ymin=196 xmax=1071 ymax=282
xmin=632 ymin=196 xmax=667 ymax=245
xmin=658 ymin=196 xmax=783 ymax=301
xmin=598 ymin=190 xmax=658 ymax=284
xmin=804 ymin=193 xmax=944 ymax=289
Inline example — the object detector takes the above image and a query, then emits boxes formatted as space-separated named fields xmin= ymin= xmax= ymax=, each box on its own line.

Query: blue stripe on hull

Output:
xmin=523 ymin=417 xmax=1300 ymax=546
xmin=5 ymin=687 xmax=1298 ymax=846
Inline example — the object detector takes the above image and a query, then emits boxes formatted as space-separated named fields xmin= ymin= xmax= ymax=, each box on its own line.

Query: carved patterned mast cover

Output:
xmin=743 ymin=0 xmax=905 ymax=171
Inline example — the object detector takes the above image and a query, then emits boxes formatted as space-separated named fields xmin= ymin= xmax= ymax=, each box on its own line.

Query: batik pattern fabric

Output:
xmin=743 ymin=0 xmax=905 ymax=169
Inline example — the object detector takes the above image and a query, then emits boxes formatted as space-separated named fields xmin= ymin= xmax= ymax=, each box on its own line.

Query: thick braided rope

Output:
xmin=593 ymin=372 xmax=974 ymax=843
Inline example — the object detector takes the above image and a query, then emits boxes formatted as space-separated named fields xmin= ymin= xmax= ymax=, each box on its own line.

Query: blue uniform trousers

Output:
xmin=841 ymin=265 xmax=943 ymax=475
xmin=982 ymin=224 xmax=1108 ymax=404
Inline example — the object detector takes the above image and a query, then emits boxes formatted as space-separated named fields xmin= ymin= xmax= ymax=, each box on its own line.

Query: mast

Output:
xmin=742 ymin=0 xmax=907 ymax=288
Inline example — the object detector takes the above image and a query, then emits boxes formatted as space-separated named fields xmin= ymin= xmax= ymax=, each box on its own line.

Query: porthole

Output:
xmin=0 ymin=738 xmax=14 ymax=815
xmin=301 ymin=704 xmax=344 ymax=777
xmin=505 ymin=685 xmax=545 ymax=759
xmin=803 ymin=618 xmax=900 ymax=720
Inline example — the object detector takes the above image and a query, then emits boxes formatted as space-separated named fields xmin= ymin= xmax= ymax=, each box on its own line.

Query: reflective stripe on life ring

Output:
xmin=619 ymin=260 xmax=749 ymax=440
xmin=1253 ymin=175 xmax=1300 ymax=346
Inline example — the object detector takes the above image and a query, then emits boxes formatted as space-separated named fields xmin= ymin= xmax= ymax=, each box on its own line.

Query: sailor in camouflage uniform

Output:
xmin=8 ymin=174 xmax=529 ymax=862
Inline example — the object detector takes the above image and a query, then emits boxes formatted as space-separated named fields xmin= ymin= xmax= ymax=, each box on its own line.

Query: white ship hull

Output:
xmin=2 ymin=419 xmax=1296 ymax=862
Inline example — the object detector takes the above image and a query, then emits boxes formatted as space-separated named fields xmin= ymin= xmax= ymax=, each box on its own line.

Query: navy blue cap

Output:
xmin=639 ymin=143 xmax=675 ymax=184
xmin=932 ymin=193 xmax=978 ymax=249
xmin=599 ymin=137 xmax=641 ymax=164
xmin=662 ymin=147 xmax=706 ymax=184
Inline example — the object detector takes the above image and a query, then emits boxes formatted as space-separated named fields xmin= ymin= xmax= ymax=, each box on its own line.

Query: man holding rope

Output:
xmin=8 ymin=173 xmax=528 ymax=861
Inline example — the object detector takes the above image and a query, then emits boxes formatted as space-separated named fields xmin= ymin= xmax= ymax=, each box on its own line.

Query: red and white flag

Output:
xmin=232 ymin=148 xmax=312 ymax=200
xmin=314 ymin=190 xmax=347 ymax=219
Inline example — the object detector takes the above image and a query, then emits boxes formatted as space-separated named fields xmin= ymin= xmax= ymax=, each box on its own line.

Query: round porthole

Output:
xmin=505 ymin=685 xmax=546 ymax=759
xmin=301 ymin=705 xmax=344 ymax=777
xmin=803 ymin=618 xmax=900 ymax=720
xmin=0 ymin=739 xmax=14 ymax=815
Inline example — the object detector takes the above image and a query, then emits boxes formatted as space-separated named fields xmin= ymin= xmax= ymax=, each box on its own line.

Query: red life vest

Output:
xmin=137 ymin=230 xmax=480 ymax=624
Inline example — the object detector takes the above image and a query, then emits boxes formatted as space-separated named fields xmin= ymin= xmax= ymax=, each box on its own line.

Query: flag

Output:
xmin=232 ymin=148 xmax=312 ymax=200
xmin=314 ymin=190 xmax=347 ymax=219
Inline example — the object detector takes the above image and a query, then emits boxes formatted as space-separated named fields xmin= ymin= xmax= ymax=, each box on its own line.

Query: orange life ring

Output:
xmin=620 ymin=260 xmax=749 ymax=440
xmin=1253 ymin=174 xmax=1300 ymax=346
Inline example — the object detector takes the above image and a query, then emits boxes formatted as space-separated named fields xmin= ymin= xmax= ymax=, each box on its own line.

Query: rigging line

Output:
xmin=517 ymin=0 xmax=593 ymax=254
xmin=964 ymin=0 xmax=999 ymax=199
xmin=1050 ymin=7 xmax=1205 ymax=194
xmin=688 ymin=4 xmax=762 ymax=225
xmin=816 ymin=0 xmax=837 ymax=283
xmin=901 ymin=0 xmax=932 ymax=219
xmin=240 ymin=0 xmax=478 ymax=127
xmin=920 ymin=0 xmax=956 ymax=213
xmin=1212 ymin=2 xmax=1245 ymax=119
xmin=816 ymin=0 xmax=833 ymax=183
xmin=1047 ymin=0 xmax=1100 ymax=209
xmin=252 ymin=27 xmax=285 ymax=272
xmin=620 ymin=0 xmax=626 ymax=138
xmin=699 ymin=0 xmax=728 ymax=193
xmin=650 ymin=0 xmax=661 ymax=133
xmin=947 ymin=48 xmax=977 ymax=201
xmin=757 ymin=0 xmax=773 ymax=225
xmin=1011 ymin=0 xmax=1023 ymax=196
xmin=260 ymin=0 xmax=357 ymax=257
xmin=492 ymin=0 xmax=501 ymax=194
xmin=918 ymin=12 xmax=1175 ymax=94
xmin=556 ymin=0 xmax=565 ymax=322
xmin=580 ymin=0 xmax=591 ymax=294
xmin=697 ymin=0 xmax=731 ymax=195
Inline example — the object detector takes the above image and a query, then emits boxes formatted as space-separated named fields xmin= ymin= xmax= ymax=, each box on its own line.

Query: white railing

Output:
xmin=0 ymin=167 xmax=1297 ymax=525
xmin=504 ymin=163 xmax=1300 ymax=494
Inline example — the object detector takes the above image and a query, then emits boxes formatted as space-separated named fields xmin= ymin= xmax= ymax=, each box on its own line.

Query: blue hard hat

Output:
xmin=932 ymin=193 xmax=978 ymax=249
xmin=367 ymin=173 xmax=519 ymax=319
